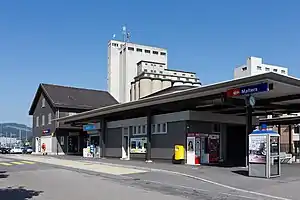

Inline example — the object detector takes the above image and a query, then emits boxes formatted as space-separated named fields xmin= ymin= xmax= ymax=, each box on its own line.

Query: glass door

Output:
xmin=270 ymin=136 xmax=280 ymax=176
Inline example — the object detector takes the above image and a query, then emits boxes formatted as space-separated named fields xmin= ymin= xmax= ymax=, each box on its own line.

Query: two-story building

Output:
xmin=28 ymin=83 xmax=118 ymax=155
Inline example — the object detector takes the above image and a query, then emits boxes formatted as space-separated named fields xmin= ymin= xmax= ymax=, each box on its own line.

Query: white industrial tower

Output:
xmin=107 ymin=26 xmax=168 ymax=103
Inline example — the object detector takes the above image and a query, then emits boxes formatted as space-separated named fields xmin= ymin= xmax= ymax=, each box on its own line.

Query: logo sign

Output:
xmin=42 ymin=129 xmax=50 ymax=134
xmin=83 ymin=124 xmax=97 ymax=131
xmin=227 ymin=83 xmax=269 ymax=97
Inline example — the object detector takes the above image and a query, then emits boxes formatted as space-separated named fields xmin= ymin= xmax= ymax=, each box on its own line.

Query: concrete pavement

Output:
xmin=2 ymin=154 xmax=300 ymax=200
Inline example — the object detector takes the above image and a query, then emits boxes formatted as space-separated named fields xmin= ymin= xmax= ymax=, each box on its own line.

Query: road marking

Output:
xmin=2 ymin=155 xmax=292 ymax=200
xmin=0 ymin=162 xmax=13 ymax=166
xmin=21 ymin=161 xmax=35 ymax=164
xmin=10 ymin=161 xmax=24 ymax=165
xmin=90 ymin=162 xmax=292 ymax=200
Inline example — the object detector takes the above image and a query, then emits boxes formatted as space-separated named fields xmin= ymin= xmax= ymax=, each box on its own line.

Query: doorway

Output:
xmin=67 ymin=135 xmax=79 ymax=154
xmin=121 ymin=127 xmax=130 ymax=160
xmin=226 ymin=125 xmax=246 ymax=166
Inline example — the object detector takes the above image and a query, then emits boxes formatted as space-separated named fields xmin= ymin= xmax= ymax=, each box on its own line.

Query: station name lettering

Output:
xmin=241 ymin=87 xmax=258 ymax=94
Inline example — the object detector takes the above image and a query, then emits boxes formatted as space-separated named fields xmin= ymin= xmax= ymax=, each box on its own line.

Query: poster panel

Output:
xmin=186 ymin=136 xmax=196 ymax=165
xmin=130 ymin=137 xmax=147 ymax=153
xmin=208 ymin=135 xmax=220 ymax=163
xmin=249 ymin=135 xmax=267 ymax=163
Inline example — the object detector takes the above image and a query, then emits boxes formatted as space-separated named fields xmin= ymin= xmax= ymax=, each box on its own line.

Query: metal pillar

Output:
xmin=289 ymin=125 xmax=292 ymax=153
xmin=245 ymin=105 xmax=253 ymax=167
xmin=278 ymin=125 xmax=281 ymax=135
xmin=145 ymin=113 xmax=152 ymax=162
xmin=100 ymin=119 xmax=106 ymax=158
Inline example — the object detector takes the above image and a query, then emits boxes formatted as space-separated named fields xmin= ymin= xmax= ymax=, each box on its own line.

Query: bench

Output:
xmin=279 ymin=152 xmax=293 ymax=163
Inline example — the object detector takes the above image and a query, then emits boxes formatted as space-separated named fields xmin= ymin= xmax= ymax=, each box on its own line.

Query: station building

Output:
xmin=56 ymin=73 xmax=300 ymax=166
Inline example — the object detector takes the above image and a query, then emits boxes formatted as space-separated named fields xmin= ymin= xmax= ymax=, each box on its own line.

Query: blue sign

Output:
xmin=239 ymin=83 xmax=269 ymax=95
xmin=83 ymin=124 xmax=96 ymax=131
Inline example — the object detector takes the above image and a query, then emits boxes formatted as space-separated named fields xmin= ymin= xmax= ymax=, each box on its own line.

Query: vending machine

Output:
xmin=208 ymin=135 xmax=220 ymax=163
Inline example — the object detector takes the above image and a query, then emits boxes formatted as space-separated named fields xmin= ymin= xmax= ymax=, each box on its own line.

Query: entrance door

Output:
xmin=226 ymin=125 xmax=246 ymax=166
xmin=67 ymin=136 xmax=79 ymax=154
xmin=122 ymin=127 xmax=129 ymax=159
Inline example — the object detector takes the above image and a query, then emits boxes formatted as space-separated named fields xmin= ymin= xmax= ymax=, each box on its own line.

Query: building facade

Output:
xmin=130 ymin=61 xmax=201 ymax=101
xmin=107 ymin=40 xmax=168 ymax=103
xmin=29 ymin=83 xmax=118 ymax=155
xmin=80 ymin=110 xmax=253 ymax=166
xmin=234 ymin=56 xmax=288 ymax=79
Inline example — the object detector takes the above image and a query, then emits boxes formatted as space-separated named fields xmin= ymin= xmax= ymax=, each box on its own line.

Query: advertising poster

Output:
xmin=130 ymin=137 xmax=147 ymax=153
xmin=249 ymin=135 xmax=267 ymax=163
xmin=186 ymin=136 xmax=196 ymax=165
xmin=208 ymin=135 xmax=220 ymax=163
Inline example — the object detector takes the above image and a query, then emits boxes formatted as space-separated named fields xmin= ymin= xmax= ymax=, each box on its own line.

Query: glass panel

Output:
xmin=270 ymin=156 xmax=280 ymax=176
xmin=270 ymin=136 xmax=279 ymax=156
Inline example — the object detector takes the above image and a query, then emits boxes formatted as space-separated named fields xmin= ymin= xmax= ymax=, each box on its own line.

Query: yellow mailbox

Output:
xmin=174 ymin=145 xmax=185 ymax=163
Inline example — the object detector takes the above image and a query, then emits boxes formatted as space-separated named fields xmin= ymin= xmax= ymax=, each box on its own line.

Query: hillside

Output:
xmin=0 ymin=123 xmax=33 ymax=141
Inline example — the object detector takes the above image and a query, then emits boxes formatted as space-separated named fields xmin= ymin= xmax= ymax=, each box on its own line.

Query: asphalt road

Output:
xmin=0 ymin=155 xmax=289 ymax=200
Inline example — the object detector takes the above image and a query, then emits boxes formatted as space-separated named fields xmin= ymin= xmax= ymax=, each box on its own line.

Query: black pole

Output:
xmin=100 ymin=119 xmax=106 ymax=158
xmin=278 ymin=125 xmax=281 ymax=135
xmin=289 ymin=125 xmax=292 ymax=153
xmin=245 ymin=97 xmax=253 ymax=167
xmin=146 ymin=113 xmax=152 ymax=162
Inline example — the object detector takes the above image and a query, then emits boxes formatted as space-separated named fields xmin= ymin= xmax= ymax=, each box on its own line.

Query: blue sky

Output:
xmin=0 ymin=1 xmax=300 ymax=126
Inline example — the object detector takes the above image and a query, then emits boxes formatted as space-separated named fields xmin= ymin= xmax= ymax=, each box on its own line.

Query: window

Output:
xmin=281 ymin=70 xmax=286 ymax=74
xmin=273 ymin=69 xmax=278 ymax=72
xmin=160 ymin=71 xmax=163 ymax=74
xmin=42 ymin=115 xmax=45 ymax=126
xmin=163 ymin=75 xmax=166 ymax=78
xmin=129 ymin=126 xmax=134 ymax=135
xmin=36 ymin=116 xmax=39 ymax=127
xmin=151 ymin=124 xmax=155 ymax=133
xmin=48 ymin=113 xmax=52 ymax=124
xmin=162 ymin=123 xmax=167 ymax=133
xmin=294 ymin=126 xmax=300 ymax=134
xmin=128 ymin=47 xmax=134 ymax=51
xmin=257 ymin=66 xmax=262 ymax=70
xmin=152 ymin=123 xmax=167 ymax=134
xmin=157 ymin=124 xmax=161 ymax=132
xmin=265 ymin=67 xmax=270 ymax=71
xmin=177 ymin=77 xmax=180 ymax=80
xmin=145 ymin=49 xmax=150 ymax=53
xmin=191 ymin=74 xmax=194 ymax=77
xmin=182 ymin=74 xmax=185 ymax=76
xmin=42 ymin=98 xmax=45 ymax=108
xmin=153 ymin=51 xmax=158 ymax=55
xmin=160 ymin=52 xmax=166 ymax=56
xmin=137 ymin=126 xmax=141 ymax=134
xmin=144 ymin=69 xmax=147 ymax=72
xmin=186 ymin=78 xmax=189 ymax=81
xmin=142 ymin=125 xmax=146 ymax=134
xmin=212 ymin=123 xmax=221 ymax=133
xmin=242 ymin=67 xmax=247 ymax=71
xmin=137 ymin=48 xmax=142 ymax=52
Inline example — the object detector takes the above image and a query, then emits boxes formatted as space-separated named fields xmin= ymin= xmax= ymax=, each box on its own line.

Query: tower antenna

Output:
xmin=122 ymin=25 xmax=130 ymax=42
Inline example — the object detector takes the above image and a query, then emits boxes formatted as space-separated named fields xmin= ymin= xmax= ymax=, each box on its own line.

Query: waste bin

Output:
xmin=173 ymin=145 xmax=185 ymax=164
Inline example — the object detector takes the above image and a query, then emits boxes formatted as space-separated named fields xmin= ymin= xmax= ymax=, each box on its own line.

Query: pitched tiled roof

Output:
xmin=29 ymin=83 xmax=118 ymax=115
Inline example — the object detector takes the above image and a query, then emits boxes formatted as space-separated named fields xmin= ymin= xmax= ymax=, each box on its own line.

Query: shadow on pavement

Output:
xmin=232 ymin=170 xmax=248 ymax=176
xmin=0 ymin=171 xmax=9 ymax=179
xmin=0 ymin=186 xmax=43 ymax=199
